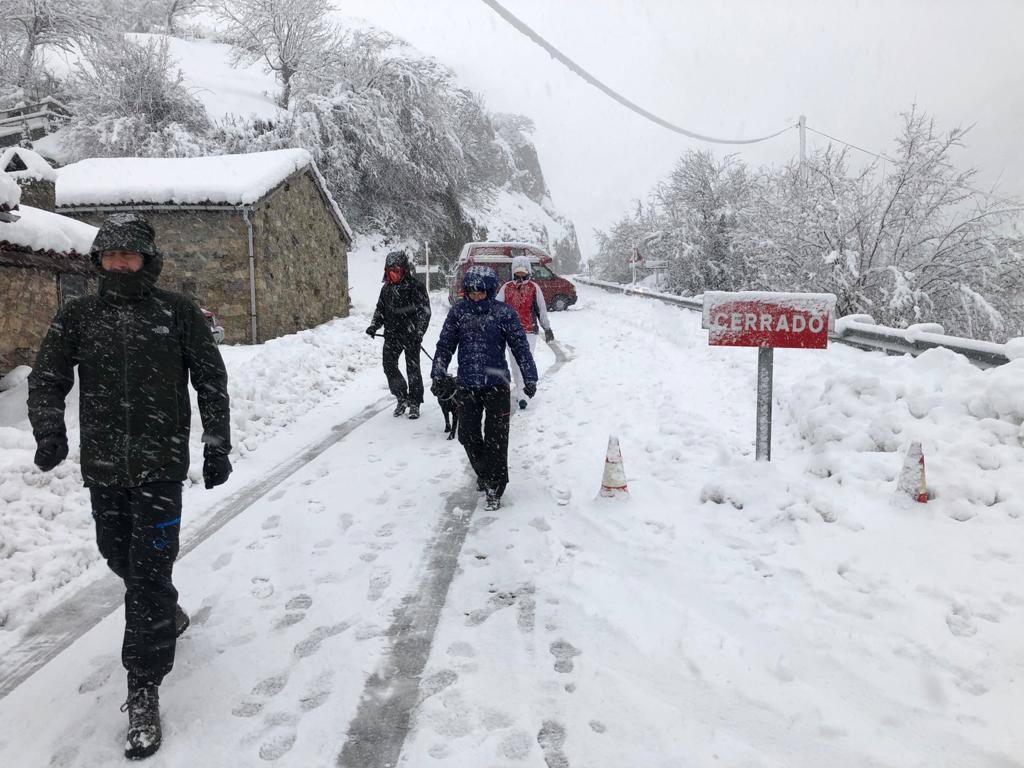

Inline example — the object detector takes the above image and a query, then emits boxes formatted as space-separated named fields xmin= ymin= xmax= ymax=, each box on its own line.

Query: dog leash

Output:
xmin=371 ymin=333 xmax=434 ymax=362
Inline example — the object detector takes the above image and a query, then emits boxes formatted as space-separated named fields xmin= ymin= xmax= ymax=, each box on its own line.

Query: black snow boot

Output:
xmin=122 ymin=685 xmax=161 ymax=759
xmin=175 ymin=604 xmax=190 ymax=638
xmin=393 ymin=399 xmax=407 ymax=417
xmin=407 ymin=403 xmax=420 ymax=420
xmin=485 ymin=488 xmax=501 ymax=511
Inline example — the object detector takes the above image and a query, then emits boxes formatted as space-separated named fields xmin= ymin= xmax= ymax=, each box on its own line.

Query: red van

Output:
xmin=448 ymin=242 xmax=578 ymax=311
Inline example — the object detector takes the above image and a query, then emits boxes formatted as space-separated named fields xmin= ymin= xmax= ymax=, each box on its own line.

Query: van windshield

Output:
xmin=532 ymin=265 xmax=555 ymax=280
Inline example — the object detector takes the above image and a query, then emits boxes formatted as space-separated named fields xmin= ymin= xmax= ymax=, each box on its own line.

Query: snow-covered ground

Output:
xmin=1 ymin=275 xmax=1023 ymax=766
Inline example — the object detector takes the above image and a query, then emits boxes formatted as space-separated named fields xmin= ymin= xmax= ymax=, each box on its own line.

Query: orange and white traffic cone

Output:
xmin=599 ymin=435 xmax=629 ymax=498
xmin=897 ymin=441 xmax=928 ymax=503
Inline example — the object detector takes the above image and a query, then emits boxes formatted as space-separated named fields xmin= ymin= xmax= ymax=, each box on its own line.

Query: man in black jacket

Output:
xmin=28 ymin=213 xmax=232 ymax=760
xmin=366 ymin=250 xmax=431 ymax=419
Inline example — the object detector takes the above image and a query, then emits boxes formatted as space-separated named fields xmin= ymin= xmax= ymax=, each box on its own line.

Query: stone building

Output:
xmin=0 ymin=206 xmax=97 ymax=376
xmin=57 ymin=149 xmax=353 ymax=344
xmin=2 ymin=147 xmax=58 ymax=210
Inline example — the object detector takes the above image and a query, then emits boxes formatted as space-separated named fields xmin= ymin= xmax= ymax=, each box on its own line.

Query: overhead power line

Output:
xmin=805 ymin=124 xmax=1023 ymax=209
xmin=477 ymin=0 xmax=795 ymax=146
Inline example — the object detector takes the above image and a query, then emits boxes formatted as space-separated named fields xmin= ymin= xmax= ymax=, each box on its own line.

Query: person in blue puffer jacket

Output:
xmin=431 ymin=265 xmax=538 ymax=510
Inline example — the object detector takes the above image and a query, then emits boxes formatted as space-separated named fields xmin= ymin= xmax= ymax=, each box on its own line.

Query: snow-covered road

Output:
xmin=2 ymin=260 xmax=1023 ymax=767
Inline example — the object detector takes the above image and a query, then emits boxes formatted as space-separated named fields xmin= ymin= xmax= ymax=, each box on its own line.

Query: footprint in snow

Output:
xmin=418 ymin=669 xmax=458 ymax=703
xmin=946 ymin=604 xmax=978 ymax=637
xmin=299 ymin=670 xmax=335 ymax=712
xmin=293 ymin=622 xmax=349 ymax=658
xmin=232 ymin=671 xmax=290 ymax=718
xmin=257 ymin=712 xmax=300 ymax=761
xmin=275 ymin=593 xmax=313 ymax=630
xmin=549 ymin=640 xmax=581 ymax=673
xmin=537 ymin=720 xmax=570 ymax=768
xmin=251 ymin=577 xmax=274 ymax=599
xmin=367 ymin=568 xmax=392 ymax=601
xmin=262 ymin=515 xmax=281 ymax=530
xmin=464 ymin=585 xmax=532 ymax=626
xmin=499 ymin=730 xmax=534 ymax=761
xmin=211 ymin=551 xmax=233 ymax=571
xmin=77 ymin=655 xmax=118 ymax=694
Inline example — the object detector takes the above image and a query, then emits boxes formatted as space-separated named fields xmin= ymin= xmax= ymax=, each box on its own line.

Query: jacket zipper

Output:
xmin=121 ymin=309 xmax=131 ymax=482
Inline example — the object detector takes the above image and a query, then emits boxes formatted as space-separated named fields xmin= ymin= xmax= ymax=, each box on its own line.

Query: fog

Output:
xmin=342 ymin=0 xmax=1024 ymax=256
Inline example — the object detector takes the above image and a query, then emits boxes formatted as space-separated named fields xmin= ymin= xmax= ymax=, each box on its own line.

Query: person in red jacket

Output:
xmin=496 ymin=255 xmax=554 ymax=410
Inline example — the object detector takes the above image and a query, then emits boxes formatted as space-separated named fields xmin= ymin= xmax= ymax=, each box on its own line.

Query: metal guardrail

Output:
xmin=574 ymin=276 xmax=1013 ymax=368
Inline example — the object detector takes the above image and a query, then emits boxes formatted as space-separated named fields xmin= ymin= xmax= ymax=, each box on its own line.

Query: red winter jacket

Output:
xmin=497 ymin=279 xmax=550 ymax=334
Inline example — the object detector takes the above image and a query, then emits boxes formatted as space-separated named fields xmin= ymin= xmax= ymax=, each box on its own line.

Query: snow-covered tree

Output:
xmin=3 ymin=0 xmax=102 ymax=88
xmin=62 ymin=35 xmax=210 ymax=158
xmin=594 ymin=108 xmax=1024 ymax=339
xmin=215 ymin=0 xmax=340 ymax=109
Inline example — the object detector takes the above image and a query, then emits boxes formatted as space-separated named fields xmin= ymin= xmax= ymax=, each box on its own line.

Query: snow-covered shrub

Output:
xmin=592 ymin=109 xmax=1024 ymax=341
xmin=61 ymin=35 xmax=211 ymax=159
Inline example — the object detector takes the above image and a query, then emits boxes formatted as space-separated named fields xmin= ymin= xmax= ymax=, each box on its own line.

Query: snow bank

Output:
xmin=57 ymin=149 xmax=315 ymax=208
xmin=0 ymin=205 xmax=97 ymax=254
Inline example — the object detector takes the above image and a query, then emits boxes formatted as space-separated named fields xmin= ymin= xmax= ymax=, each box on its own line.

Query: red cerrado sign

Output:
xmin=701 ymin=291 xmax=837 ymax=349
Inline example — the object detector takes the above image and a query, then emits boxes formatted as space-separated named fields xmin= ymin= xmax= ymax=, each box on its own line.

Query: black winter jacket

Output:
xmin=370 ymin=275 xmax=431 ymax=340
xmin=28 ymin=275 xmax=230 ymax=488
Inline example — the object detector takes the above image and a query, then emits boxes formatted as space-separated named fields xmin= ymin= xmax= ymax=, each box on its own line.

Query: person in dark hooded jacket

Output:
xmin=27 ymin=212 xmax=231 ymax=760
xmin=366 ymin=250 xmax=431 ymax=418
xmin=430 ymin=266 xmax=538 ymax=511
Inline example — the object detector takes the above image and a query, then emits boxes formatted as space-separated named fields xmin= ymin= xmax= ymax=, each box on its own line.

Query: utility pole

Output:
xmin=425 ymin=241 xmax=431 ymax=292
xmin=798 ymin=114 xmax=807 ymax=182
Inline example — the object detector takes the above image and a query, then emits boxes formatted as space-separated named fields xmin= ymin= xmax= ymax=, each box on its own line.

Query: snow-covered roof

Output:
xmin=0 ymin=173 xmax=19 ymax=210
xmin=1 ymin=147 xmax=57 ymax=182
xmin=57 ymin=149 xmax=316 ymax=208
xmin=56 ymin=149 xmax=353 ymax=242
xmin=0 ymin=204 xmax=97 ymax=255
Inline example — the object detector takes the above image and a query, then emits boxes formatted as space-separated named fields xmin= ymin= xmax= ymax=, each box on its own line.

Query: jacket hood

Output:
xmin=463 ymin=265 xmax=499 ymax=298
xmin=510 ymin=255 xmax=533 ymax=277
xmin=90 ymin=212 xmax=163 ymax=282
xmin=383 ymin=250 xmax=414 ymax=282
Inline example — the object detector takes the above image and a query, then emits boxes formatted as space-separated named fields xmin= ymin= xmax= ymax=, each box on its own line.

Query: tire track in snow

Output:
xmin=336 ymin=339 xmax=573 ymax=768
xmin=0 ymin=396 xmax=392 ymax=700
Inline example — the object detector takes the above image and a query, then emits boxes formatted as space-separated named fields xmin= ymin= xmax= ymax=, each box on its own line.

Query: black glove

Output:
xmin=203 ymin=450 xmax=232 ymax=489
xmin=524 ymin=382 xmax=537 ymax=399
xmin=365 ymin=326 xmax=378 ymax=338
xmin=544 ymin=328 xmax=554 ymax=342
xmin=34 ymin=433 xmax=68 ymax=471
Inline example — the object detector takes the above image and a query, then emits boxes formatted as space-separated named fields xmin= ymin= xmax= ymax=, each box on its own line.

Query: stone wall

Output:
xmin=0 ymin=265 xmax=58 ymax=373
xmin=17 ymin=179 xmax=56 ymax=212
xmin=253 ymin=169 xmax=350 ymax=341
xmin=70 ymin=209 xmax=256 ymax=344
xmin=62 ymin=170 xmax=350 ymax=346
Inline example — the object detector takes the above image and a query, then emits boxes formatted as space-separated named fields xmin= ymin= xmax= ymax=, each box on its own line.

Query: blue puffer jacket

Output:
xmin=432 ymin=266 xmax=539 ymax=389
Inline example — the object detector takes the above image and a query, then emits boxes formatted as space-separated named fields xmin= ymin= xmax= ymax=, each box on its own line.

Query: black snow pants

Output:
xmin=89 ymin=481 xmax=182 ymax=689
xmin=458 ymin=385 xmax=511 ymax=495
xmin=383 ymin=336 xmax=424 ymax=405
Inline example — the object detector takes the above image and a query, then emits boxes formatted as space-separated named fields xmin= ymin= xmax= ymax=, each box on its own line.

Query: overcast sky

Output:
xmin=341 ymin=0 xmax=1024 ymax=257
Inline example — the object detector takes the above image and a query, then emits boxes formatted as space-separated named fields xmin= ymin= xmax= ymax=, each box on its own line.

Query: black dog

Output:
xmin=433 ymin=374 xmax=460 ymax=440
